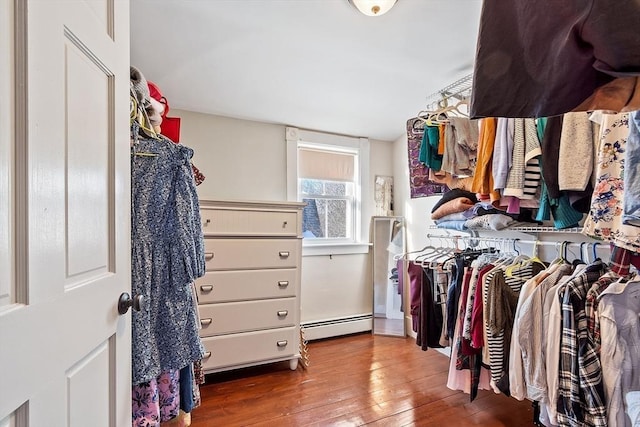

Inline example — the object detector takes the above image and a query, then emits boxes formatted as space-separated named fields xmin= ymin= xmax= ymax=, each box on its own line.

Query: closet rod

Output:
xmin=426 ymin=233 xmax=608 ymax=248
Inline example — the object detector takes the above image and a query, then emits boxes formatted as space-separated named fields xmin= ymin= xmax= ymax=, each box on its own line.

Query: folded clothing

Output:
xmin=464 ymin=214 xmax=515 ymax=230
xmin=434 ymin=212 xmax=469 ymax=224
xmin=431 ymin=189 xmax=478 ymax=213
xmin=434 ymin=220 xmax=468 ymax=231
xmin=463 ymin=202 xmax=506 ymax=218
xmin=431 ymin=198 xmax=476 ymax=220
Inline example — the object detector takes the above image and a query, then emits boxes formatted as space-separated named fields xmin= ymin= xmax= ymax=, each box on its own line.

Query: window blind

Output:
xmin=298 ymin=148 xmax=355 ymax=182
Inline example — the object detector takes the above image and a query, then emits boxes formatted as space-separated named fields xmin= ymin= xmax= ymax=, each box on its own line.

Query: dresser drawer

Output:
xmin=201 ymin=327 xmax=298 ymax=371
xmin=201 ymin=207 xmax=298 ymax=237
xmin=196 ymin=269 xmax=297 ymax=303
xmin=198 ymin=298 xmax=297 ymax=337
xmin=204 ymin=238 xmax=300 ymax=270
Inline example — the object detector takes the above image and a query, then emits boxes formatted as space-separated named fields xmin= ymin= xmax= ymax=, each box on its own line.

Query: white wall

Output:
xmin=172 ymin=109 xmax=395 ymax=330
xmin=175 ymin=110 xmax=287 ymax=201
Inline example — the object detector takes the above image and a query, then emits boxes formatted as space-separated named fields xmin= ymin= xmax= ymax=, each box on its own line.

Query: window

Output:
xmin=299 ymin=147 xmax=356 ymax=241
xmin=286 ymin=127 xmax=369 ymax=254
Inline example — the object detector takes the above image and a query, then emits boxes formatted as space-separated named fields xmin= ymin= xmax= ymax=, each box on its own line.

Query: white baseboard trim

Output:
xmin=301 ymin=314 xmax=372 ymax=341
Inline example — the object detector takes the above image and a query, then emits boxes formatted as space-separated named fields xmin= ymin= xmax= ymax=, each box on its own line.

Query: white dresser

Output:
xmin=196 ymin=199 xmax=305 ymax=373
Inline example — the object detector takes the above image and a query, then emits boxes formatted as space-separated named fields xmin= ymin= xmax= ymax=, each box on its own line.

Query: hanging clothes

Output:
xmin=406 ymin=117 xmax=448 ymax=198
xmin=583 ymin=113 xmax=640 ymax=251
xmin=132 ymin=370 xmax=181 ymax=426
xmin=598 ymin=279 xmax=640 ymax=427
xmin=623 ymin=110 xmax=640 ymax=226
xmin=471 ymin=117 xmax=501 ymax=203
xmin=557 ymin=261 xmax=609 ymax=427
xmin=131 ymin=129 xmax=206 ymax=385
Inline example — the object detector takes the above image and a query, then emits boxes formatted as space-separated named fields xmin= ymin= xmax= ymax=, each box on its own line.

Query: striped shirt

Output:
xmin=482 ymin=263 xmax=539 ymax=394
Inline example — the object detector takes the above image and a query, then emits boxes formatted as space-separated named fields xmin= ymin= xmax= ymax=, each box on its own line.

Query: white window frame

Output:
xmin=286 ymin=127 xmax=370 ymax=256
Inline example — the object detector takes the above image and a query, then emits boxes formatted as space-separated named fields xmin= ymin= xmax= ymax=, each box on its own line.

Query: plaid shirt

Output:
xmin=557 ymin=261 xmax=608 ymax=427
xmin=609 ymin=244 xmax=632 ymax=276
xmin=584 ymin=272 xmax=618 ymax=353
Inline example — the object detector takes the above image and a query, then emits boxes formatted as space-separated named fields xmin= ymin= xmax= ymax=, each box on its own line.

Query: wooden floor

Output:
xmin=191 ymin=333 xmax=535 ymax=426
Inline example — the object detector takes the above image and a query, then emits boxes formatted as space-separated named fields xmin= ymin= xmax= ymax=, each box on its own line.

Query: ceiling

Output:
xmin=130 ymin=0 xmax=482 ymax=142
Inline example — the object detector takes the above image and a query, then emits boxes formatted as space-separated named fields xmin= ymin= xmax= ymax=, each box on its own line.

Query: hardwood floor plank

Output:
xmin=191 ymin=333 xmax=535 ymax=426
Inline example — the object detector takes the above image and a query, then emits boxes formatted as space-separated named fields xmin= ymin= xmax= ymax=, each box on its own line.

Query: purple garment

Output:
xmin=132 ymin=369 xmax=180 ymax=427
xmin=407 ymin=261 xmax=424 ymax=333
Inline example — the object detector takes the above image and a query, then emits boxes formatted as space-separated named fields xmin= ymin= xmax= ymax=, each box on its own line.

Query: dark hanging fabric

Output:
xmin=396 ymin=258 xmax=405 ymax=312
xmin=179 ymin=364 xmax=194 ymax=413
xmin=408 ymin=261 xmax=424 ymax=334
xmin=446 ymin=257 xmax=466 ymax=340
xmin=413 ymin=266 xmax=444 ymax=351
xmin=540 ymin=115 xmax=564 ymax=200
xmin=470 ymin=0 xmax=640 ymax=119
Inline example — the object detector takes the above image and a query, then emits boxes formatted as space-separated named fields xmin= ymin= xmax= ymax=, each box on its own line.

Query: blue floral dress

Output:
xmin=583 ymin=112 xmax=640 ymax=251
xmin=131 ymin=131 xmax=206 ymax=386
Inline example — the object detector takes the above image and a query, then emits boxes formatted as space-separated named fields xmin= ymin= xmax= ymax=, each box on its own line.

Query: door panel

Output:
xmin=64 ymin=33 xmax=111 ymax=283
xmin=0 ymin=0 xmax=130 ymax=424
xmin=66 ymin=339 xmax=112 ymax=427
xmin=0 ymin=0 xmax=14 ymax=309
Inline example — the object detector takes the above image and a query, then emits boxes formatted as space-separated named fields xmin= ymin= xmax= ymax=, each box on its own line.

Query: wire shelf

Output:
xmin=424 ymin=73 xmax=474 ymax=110
xmin=428 ymin=225 xmax=584 ymax=234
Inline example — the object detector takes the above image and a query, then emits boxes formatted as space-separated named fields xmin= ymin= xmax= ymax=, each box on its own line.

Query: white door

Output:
xmin=0 ymin=0 xmax=131 ymax=425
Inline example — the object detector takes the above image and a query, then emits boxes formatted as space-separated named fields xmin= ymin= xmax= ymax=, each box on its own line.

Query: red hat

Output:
xmin=147 ymin=80 xmax=181 ymax=143
xmin=147 ymin=81 xmax=169 ymax=116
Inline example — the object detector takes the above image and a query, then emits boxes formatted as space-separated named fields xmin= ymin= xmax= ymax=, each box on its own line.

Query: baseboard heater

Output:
xmin=301 ymin=314 xmax=372 ymax=341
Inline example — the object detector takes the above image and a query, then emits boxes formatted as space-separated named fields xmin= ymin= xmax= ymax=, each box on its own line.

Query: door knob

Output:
xmin=118 ymin=292 xmax=144 ymax=315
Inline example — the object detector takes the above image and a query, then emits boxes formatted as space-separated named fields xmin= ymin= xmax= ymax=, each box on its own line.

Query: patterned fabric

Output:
xmin=609 ymin=244 xmax=640 ymax=276
xmin=192 ymin=164 xmax=205 ymax=186
xmin=503 ymin=118 xmax=542 ymax=201
xmin=584 ymin=113 xmax=640 ymax=251
xmin=462 ymin=264 xmax=480 ymax=341
xmin=132 ymin=369 xmax=181 ymax=426
xmin=610 ymin=244 xmax=633 ymax=276
xmin=585 ymin=272 xmax=618 ymax=353
xmin=453 ymin=267 xmax=483 ymax=402
xmin=406 ymin=118 xmax=448 ymax=198
xmin=131 ymin=128 xmax=206 ymax=385
xmin=434 ymin=268 xmax=451 ymax=347
xmin=557 ymin=261 xmax=608 ymax=427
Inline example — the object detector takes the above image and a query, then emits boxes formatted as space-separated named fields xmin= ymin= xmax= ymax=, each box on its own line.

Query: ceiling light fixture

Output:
xmin=349 ymin=0 xmax=397 ymax=17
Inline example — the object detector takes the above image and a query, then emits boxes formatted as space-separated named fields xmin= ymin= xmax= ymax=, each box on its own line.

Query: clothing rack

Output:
xmin=426 ymin=233 xmax=605 ymax=249
xmin=423 ymin=73 xmax=473 ymax=111
xmin=428 ymin=225 xmax=584 ymax=233
xmin=424 ymin=233 xmax=610 ymax=260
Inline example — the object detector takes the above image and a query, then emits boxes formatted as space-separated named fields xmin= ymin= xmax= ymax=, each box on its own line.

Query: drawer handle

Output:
xmin=200 ymin=284 xmax=213 ymax=292
xmin=201 ymin=318 xmax=213 ymax=326
xmin=282 ymin=221 xmax=288 ymax=228
xmin=277 ymin=310 xmax=288 ymax=317
xmin=205 ymin=253 xmax=214 ymax=260
xmin=279 ymin=251 xmax=290 ymax=258
xmin=204 ymin=219 xmax=211 ymax=225
xmin=278 ymin=281 xmax=289 ymax=288
xmin=203 ymin=351 xmax=212 ymax=359
xmin=276 ymin=340 xmax=288 ymax=348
